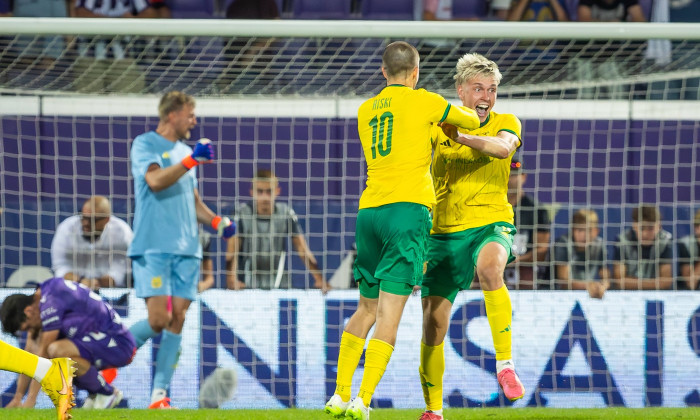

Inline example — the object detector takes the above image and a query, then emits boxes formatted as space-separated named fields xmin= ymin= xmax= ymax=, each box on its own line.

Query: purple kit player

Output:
xmin=0 ymin=277 xmax=136 ymax=409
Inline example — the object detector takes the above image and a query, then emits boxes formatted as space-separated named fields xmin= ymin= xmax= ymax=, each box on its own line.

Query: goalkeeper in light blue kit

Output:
xmin=127 ymin=91 xmax=236 ymax=409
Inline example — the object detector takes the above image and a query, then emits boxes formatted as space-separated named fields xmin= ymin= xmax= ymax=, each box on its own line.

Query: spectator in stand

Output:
xmin=677 ymin=209 xmax=700 ymax=291
xmin=578 ymin=0 xmax=646 ymax=22
xmin=198 ymin=230 xmax=216 ymax=292
xmin=51 ymin=196 xmax=133 ymax=291
xmin=553 ymin=209 xmax=610 ymax=299
xmin=504 ymin=0 xmax=569 ymax=79
xmin=666 ymin=0 xmax=700 ymax=100
xmin=74 ymin=0 xmax=161 ymax=59
xmin=507 ymin=0 xmax=570 ymax=21
xmin=148 ymin=0 xmax=170 ymax=18
xmin=218 ymin=0 xmax=280 ymax=93
xmin=73 ymin=0 xmax=162 ymax=93
xmin=225 ymin=169 xmax=326 ymax=291
xmin=505 ymin=156 xmax=552 ymax=289
xmin=417 ymin=0 xmax=466 ymax=90
xmin=573 ymin=0 xmax=647 ymax=98
xmin=0 ymin=0 xmax=70 ymax=85
xmin=612 ymin=205 xmax=673 ymax=290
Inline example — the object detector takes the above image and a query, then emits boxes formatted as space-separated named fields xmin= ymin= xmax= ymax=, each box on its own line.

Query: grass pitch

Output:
xmin=2 ymin=407 xmax=699 ymax=419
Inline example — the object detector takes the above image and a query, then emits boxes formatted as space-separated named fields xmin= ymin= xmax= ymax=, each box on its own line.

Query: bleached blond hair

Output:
xmin=453 ymin=53 xmax=502 ymax=87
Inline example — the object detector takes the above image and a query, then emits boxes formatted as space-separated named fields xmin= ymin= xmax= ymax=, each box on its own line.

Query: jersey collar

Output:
xmin=479 ymin=112 xmax=491 ymax=128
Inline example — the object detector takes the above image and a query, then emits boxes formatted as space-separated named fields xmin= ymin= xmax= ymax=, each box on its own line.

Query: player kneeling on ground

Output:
xmin=1 ymin=277 xmax=137 ymax=409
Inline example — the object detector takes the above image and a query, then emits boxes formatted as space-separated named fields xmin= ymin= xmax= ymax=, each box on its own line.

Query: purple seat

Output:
xmin=292 ymin=0 xmax=352 ymax=19
xmin=360 ymin=0 xmax=414 ymax=20
xmin=167 ymin=0 xmax=215 ymax=19
xmin=452 ymin=0 xmax=488 ymax=20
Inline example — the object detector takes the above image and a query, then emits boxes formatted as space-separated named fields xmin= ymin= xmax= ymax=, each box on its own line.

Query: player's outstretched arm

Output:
xmin=443 ymin=104 xmax=480 ymax=131
xmin=442 ymin=124 xmax=519 ymax=159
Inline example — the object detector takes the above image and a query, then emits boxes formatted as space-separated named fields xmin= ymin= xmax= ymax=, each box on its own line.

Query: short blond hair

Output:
xmin=571 ymin=209 xmax=599 ymax=227
xmin=158 ymin=91 xmax=195 ymax=120
xmin=453 ymin=53 xmax=502 ymax=87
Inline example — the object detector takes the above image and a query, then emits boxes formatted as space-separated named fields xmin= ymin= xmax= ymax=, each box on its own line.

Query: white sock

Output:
xmin=496 ymin=359 xmax=514 ymax=374
xmin=151 ymin=388 xmax=167 ymax=403
xmin=32 ymin=358 xmax=52 ymax=382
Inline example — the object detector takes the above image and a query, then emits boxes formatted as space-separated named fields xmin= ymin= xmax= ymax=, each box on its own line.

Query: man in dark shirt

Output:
xmin=505 ymin=157 xmax=551 ymax=289
xmin=613 ymin=205 xmax=673 ymax=290
xmin=677 ymin=208 xmax=700 ymax=290
xmin=226 ymin=169 xmax=326 ymax=290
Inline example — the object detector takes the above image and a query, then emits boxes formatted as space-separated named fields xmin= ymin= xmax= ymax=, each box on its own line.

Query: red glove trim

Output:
xmin=181 ymin=155 xmax=199 ymax=170
xmin=211 ymin=215 xmax=222 ymax=230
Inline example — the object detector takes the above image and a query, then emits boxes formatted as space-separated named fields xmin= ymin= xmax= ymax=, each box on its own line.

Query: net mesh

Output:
xmin=1 ymin=33 xmax=700 ymax=99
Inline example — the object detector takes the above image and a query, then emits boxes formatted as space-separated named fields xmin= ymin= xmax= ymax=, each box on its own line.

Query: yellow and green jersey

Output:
xmin=357 ymin=85 xmax=479 ymax=210
xmin=431 ymin=110 xmax=522 ymax=234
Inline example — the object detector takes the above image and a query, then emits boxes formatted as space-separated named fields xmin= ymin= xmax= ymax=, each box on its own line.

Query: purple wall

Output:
xmin=2 ymin=116 xmax=699 ymax=286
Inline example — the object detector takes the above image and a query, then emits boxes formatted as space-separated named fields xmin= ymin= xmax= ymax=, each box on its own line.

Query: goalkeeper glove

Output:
xmin=211 ymin=216 xmax=236 ymax=239
xmin=182 ymin=138 xmax=214 ymax=170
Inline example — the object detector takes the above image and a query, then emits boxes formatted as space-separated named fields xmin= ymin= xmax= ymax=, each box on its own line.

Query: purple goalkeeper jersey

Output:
xmin=39 ymin=277 xmax=129 ymax=339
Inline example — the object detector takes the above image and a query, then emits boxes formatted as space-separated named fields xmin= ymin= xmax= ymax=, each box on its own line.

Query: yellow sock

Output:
xmin=0 ymin=339 xmax=39 ymax=378
xmin=358 ymin=338 xmax=394 ymax=407
xmin=419 ymin=341 xmax=444 ymax=412
xmin=334 ymin=331 xmax=366 ymax=402
xmin=483 ymin=285 xmax=513 ymax=361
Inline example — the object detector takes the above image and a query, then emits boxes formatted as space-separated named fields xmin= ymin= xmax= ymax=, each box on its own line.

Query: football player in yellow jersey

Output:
xmin=418 ymin=53 xmax=524 ymax=420
xmin=324 ymin=41 xmax=480 ymax=420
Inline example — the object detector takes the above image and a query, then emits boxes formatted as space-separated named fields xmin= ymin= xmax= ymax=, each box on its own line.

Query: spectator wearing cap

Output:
xmin=505 ymin=156 xmax=552 ymax=289
xmin=677 ymin=208 xmax=700 ymax=290
xmin=613 ymin=205 xmax=673 ymax=290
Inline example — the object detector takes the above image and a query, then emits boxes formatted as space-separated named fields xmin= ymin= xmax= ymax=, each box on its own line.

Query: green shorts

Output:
xmin=422 ymin=222 xmax=517 ymax=303
xmin=353 ymin=202 xmax=432 ymax=299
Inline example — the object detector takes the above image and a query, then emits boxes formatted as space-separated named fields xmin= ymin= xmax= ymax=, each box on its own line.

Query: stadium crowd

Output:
xmin=0 ymin=6 xmax=698 ymax=414
xmin=1 ymin=0 xmax=699 ymax=99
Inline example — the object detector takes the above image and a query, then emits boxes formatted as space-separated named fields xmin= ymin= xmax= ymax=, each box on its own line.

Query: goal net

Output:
xmin=0 ymin=19 xmax=698 ymax=409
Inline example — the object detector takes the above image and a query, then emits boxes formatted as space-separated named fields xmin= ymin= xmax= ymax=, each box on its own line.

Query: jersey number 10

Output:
xmin=369 ymin=112 xmax=393 ymax=159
